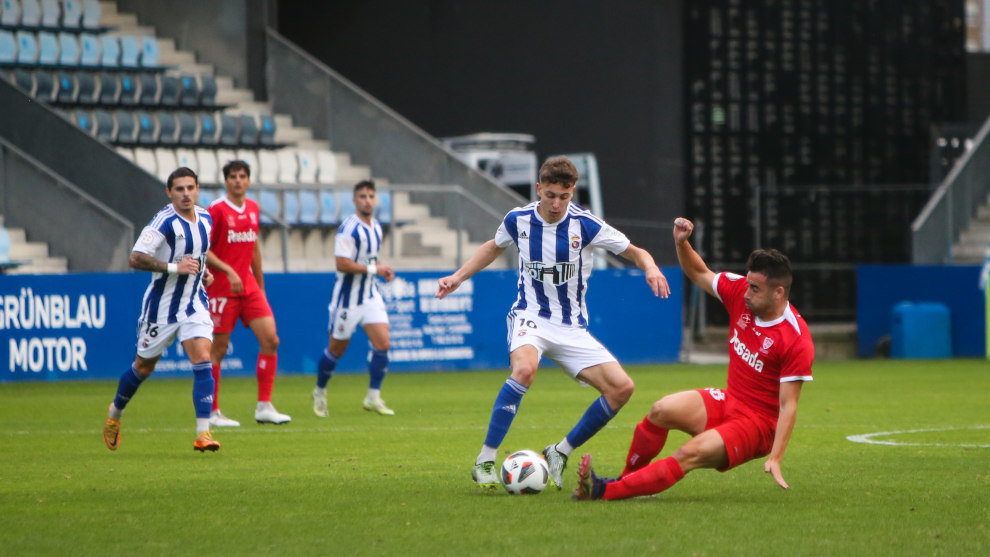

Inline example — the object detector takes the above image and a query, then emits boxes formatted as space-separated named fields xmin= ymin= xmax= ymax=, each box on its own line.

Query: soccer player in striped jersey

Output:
xmin=573 ymin=217 xmax=814 ymax=501
xmin=312 ymin=180 xmax=397 ymax=417
xmin=435 ymin=156 xmax=671 ymax=489
xmin=102 ymin=167 xmax=222 ymax=453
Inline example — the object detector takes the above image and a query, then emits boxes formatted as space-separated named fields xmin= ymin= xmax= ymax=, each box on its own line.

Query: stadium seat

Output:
xmin=257 ymin=149 xmax=279 ymax=185
xmin=114 ymin=110 xmax=136 ymax=143
xmin=20 ymin=0 xmax=40 ymax=27
xmin=118 ymin=73 xmax=139 ymax=105
xmin=135 ymin=110 xmax=157 ymax=144
xmin=1 ymin=0 xmax=21 ymax=27
xmin=62 ymin=0 xmax=83 ymax=28
xmin=258 ymin=188 xmax=279 ymax=225
xmin=282 ymin=189 xmax=300 ymax=224
xmin=199 ymin=74 xmax=217 ymax=106
xmin=195 ymin=149 xmax=219 ymax=184
xmin=119 ymin=35 xmax=141 ymax=68
xmin=33 ymin=70 xmax=54 ymax=101
xmin=377 ymin=189 xmax=392 ymax=224
xmin=157 ymin=112 xmax=178 ymax=145
xmin=239 ymin=113 xmax=259 ymax=146
xmin=76 ymin=71 xmax=96 ymax=103
xmin=16 ymin=31 xmax=37 ymax=64
xmin=154 ymin=148 xmax=177 ymax=182
xmin=197 ymin=111 xmax=218 ymax=145
xmin=218 ymin=113 xmax=239 ymax=146
xmin=297 ymin=150 xmax=317 ymax=183
xmin=339 ymin=193 xmax=356 ymax=221
xmin=318 ymin=190 xmax=339 ymax=225
xmin=98 ymin=72 xmax=119 ymax=104
xmin=258 ymin=114 xmax=276 ymax=146
xmin=40 ymin=0 xmax=59 ymax=28
xmin=72 ymin=108 xmax=94 ymax=135
xmin=133 ymin=147 xmax=156 ymax=176
xmin=214 ymin=148 xmax=237 ymax=180
xmin=177 ymin=111 xmax=197 ymax=145
xmin=55 ymin=71 xmax=77 ymax=103
xmin=178 ymin=74 xmax=198 ymax=107
xmin=94 ymin=109 xmax=114 ymax=142
xmin=37 ymin=32 xmax=58 ymax=65
xmin=139 ymin=36 xmax=159 ymax=68
xmin=11 ymin=68 xmax=34 ymax=94
xmin=276 ymin=149 xmax=298 ymax=184
xmin=99 ymin=34 xmax=118 ymax=67
xmin=58 ymin=32 xmax=79 ymax=66
xmin=0 ymin=31 xmax=16 ymax=65
xmin=158 ymin=74 xmax=178 ymax=107
xmin=80 ymin=0 xmax=99 ymax=30
xmin=138 ymin=72 xmax=158 ymax=105
xmin=235 ymin=149 xmax=259 ymax=181
xmin=78 ymin=33 xmax=98 ymax=66
xmin=175 ymin=147 xmax=197 ymax=173
xmin=297 ymin=189 xmax=319 ymax=225
xmin=316 ymin=150 xmax=338 ymax=184
xmin=197 ymin=186 xmax=216 ymax=208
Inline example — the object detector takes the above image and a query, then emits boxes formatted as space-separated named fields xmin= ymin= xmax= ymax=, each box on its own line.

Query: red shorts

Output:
xmin=697 ymin=388 xmax=776 ymax=471
xmin=209 ymin=289 xmax=274 ymax=334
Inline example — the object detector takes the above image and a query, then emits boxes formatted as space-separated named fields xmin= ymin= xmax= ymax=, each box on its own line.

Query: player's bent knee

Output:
xmin=510 ymin=365 xmax=537 ymax=385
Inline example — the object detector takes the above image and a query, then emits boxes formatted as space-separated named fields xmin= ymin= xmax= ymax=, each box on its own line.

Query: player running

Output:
xmin=205 ymin=160 xmax=290 ymax=426
xmin=436 ymin=155 xmax=670 ymax=489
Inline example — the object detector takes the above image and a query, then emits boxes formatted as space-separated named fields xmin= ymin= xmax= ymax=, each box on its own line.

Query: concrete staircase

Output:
xmin=1 ymin=224 xmax=69 ymax=274
xmin=953 ymin=196 xmax=990 ymax=264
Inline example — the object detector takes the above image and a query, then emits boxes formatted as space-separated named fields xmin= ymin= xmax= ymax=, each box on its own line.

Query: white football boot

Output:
xmin=209 ymin=409 xmax=241 ymax=427
xmin=254 ymin=401 xmax=291 ymax=424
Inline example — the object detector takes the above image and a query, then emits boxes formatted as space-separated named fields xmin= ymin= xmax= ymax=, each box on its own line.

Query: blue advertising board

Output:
xmin=1 ymin=268 xmax=682 ymax=382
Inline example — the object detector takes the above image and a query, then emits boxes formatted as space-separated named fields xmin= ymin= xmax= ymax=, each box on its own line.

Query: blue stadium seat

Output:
xmin=94 ymin=109 xmax=114 ymax=142
xmin=34 ymin=70 xmax=54 ymax=101
xmin=197 ymin=187 xmax=216 ymax=209
xmin=298 ymin=189 xmax=319 ymax=225
xmin=197 ymin=112 xmax=218 ymax=145
xmin=135 ymin=110 xmax=156 ymax=144
xmin=81 ymin=0 xmax=100 ymax=30
xmin=338 ymin=192 xmax=356 ymax=221
xmin=258 ymin=189 xmax=279 ymax=225
xmin=37 ymin=31 xmax=58 ymax=65
xmin=40 ymin=0 xmax=60 ymax=29
xmin=62 ymin=0 xmax=83 ymax=29
xmin=258 ymin=114 xmax=276 ymax=147
xmin=73 ymin=109 xmax=94 ymax=135
xmin=199 ymin=74 xmax=217 ymax=106
xmin=177 ymin=111 xmax=197 ymax=145
xmin=20 ymin=0 xmax=41 ymax=27
xmin=139 ymin=36 xmax=158 ymax=68
xmin=218 ymin=113 xmax=239 ymax=146
xmin=119 ymin=35 xmax=139 ymax=68
xmin=1 ymin=0 xmax=21 ymax=27
xmin=97 ymin=72 xmax=118 ymax=103
xmin=76 ymin=71 xmax=96 ymax=103
xmin=282 ymin=189 xmax=300 ymax=224
xmin=239 ymin=113 xmax=259 ymax=146
xmin=56 ymin=71 xmax=77 ymax=103
xmin=138 ymin=72 xmax=158 ymax=105
xmin=118 ymin=72 xmax=138 ymax=105
xmin=179 ymin=74 xmax=199 ymax=107
xmin=99 ymin=34 xmax=118 ymax=67
xmin=16 ymin=31 xmax=37 ymax=64
xmin=158 ymin=74 xmax=178 ymax=107
xmin=376 ymin=190 xmax=392 ymax=224
xmin=157 ymin=112 xmax=177 ymax=145
xmin=58 ymin=33 xmax=79 ymax=66
xmin=78 ymin=33 xmax=99 ymax=66
xmin=114 ymin=110 xmax=136 ymax=144
xmin=318 ymin=190 xmax=339 ymax=225
xmin=0 ymin=31 xmax=16 ymax=64
xmin=11 ymin=68 xmax=34 ymax=94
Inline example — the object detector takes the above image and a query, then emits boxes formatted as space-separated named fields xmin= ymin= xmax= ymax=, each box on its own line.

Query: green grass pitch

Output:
xmin=1 ymin=359 xmax=987 ymax=555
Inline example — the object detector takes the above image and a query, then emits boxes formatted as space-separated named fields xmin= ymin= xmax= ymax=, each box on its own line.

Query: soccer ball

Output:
xmin=500 ymin=450 xmax=550 ymax=495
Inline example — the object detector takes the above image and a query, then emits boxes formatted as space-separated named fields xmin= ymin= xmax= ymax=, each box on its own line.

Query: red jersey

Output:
xmin=714 ymin=272 xmax=814 ymax=423
xmin=207 ymin=195 xmax=261 ymax=298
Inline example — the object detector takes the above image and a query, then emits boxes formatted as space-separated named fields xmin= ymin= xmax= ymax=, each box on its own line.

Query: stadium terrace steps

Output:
xmin=2 ymin=226 xmax=69 ymax=274
xmin=952 ymin=195 xmax=990 ymax=264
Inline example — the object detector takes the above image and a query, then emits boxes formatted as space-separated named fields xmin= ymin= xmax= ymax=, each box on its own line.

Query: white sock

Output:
xmin=108 ymin=403 xmax=123 ymax=420
xmin=314 ymin=387 xmax=326 ymax=396
xmin=556 ymin=438 xmax=575 ymax=457
xmin=477 ymin=445 xmax=498 ymax=465
xmin=196 ymin=418 xmax=210 ymax=435
xmin=366 ymin=388 xmax=381 ymax=401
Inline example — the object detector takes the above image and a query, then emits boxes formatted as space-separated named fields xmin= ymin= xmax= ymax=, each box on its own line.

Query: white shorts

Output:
xmin=506 ymin=311 xmax=617 ymax=378
xmin=136 ymin=310 xmax=213 ymax=359
xmin=328 ymin=297 xmax=389 ymax=341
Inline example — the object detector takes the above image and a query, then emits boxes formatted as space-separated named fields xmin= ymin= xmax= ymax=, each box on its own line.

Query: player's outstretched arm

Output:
xmin=673 ymin=217 xmax=717 ymax=297
xmin=764 ymin=380 xmax=803 ymax=489
xmin=618 ymin=244 xmax=670 ymax=298
xmin=130 ymin=252 xmax=200 ymax=274
xmin=436 ymin=239 xmax=505 ymax=299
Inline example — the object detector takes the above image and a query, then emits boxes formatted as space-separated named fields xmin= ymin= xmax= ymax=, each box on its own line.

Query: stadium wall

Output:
xmin=0 ymin=268 xmax=682 ymax=383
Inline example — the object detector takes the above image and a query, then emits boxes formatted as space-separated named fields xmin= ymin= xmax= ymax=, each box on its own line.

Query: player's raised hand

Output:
xmin=764 ymin=458 xmax=789 ymax=489
xmin=673 ymin=217 xmax=694 ymax=243
xmin=435 ymin=275 xmax=461 ymax=299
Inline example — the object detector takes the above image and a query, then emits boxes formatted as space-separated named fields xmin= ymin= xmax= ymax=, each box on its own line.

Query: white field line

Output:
xmin=846 ymin=425 xmax=990 ymax=448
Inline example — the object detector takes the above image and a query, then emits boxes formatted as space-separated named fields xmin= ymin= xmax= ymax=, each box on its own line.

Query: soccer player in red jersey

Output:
xmin=574 ymin=217 xmax=814 ymax=501
xmin=204 ymin=160 xmax=290 ymax=426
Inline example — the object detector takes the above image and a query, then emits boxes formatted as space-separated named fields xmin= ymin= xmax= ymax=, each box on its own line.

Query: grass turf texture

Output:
xmin=1 ymin=359 xmax=987 ymax=555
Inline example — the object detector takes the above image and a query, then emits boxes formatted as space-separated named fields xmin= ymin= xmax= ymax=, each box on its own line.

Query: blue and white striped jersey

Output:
xmin=495 ymin=201 xmax=630 ymax=327
xmin=330 ymin=214 xmax=384 ymax=309
xmin=132 ymin=204 xmax=212 ymax=324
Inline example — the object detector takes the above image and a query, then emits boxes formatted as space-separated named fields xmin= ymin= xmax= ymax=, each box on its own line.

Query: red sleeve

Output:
xmin=780 ymin=334 xmax=814 ymax=381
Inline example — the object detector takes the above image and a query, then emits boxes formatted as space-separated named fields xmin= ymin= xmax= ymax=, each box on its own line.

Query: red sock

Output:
xmin=604 ymin=456 xmax=685 ymax=500
xmin=256 ymin=353 xmax=277 ymax=402
xmin=211 ymin=363 xmax=221 ymax=411
xmin=621 ymin=416 xmax=669 ymax=477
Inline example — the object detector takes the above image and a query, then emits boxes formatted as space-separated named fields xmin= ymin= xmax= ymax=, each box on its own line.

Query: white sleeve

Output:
xmin=590 ymin=222 xmax=631 ymax=254
xmin=494 ymin=221 xmax=514 ymax=249
xmin=132 ymin=226 xmax=164 ymax=256
xmin=334 ymin=230 xmax=357 ymax=259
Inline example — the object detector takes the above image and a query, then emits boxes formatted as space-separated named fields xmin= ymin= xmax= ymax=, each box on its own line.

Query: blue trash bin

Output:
xmin=891 ymin=302 xmax=952 ymax=358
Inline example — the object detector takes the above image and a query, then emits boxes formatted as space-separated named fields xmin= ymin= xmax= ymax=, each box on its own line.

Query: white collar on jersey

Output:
xmin=221 ymin=195 xmax=247 ymax=213
xmin=755 ymin=305 xmax=802 ymax=334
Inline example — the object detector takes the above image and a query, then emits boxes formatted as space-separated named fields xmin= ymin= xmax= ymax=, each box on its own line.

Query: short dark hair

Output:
xmin=222 ymin=159 xmax=251 ymax=179
xmin=747 ymin=248 xmax=793 ymax=295
xmin=167 ymin=167 xmax=198 ymax=189
xmin=538 ymin=156 xmax=579 ymax=187
xmin=354 ymin=179 xmax=375 ymax=194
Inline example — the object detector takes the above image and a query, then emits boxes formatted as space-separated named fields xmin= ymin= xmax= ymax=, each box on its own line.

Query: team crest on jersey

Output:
xmin=761 ymin=337 xmax=774 ymax=352
xmin=736 ymin=313 xmax=751 ymax=330
xmin=570 ymin=235 xmax=581 ymax=249
xmin=526 ymin=261 xmax=576 ymax=286
xmin=227 ymin=216 xmax=237 ymax=227
xmin=249 ymin=213 xmax=257 ymax=225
